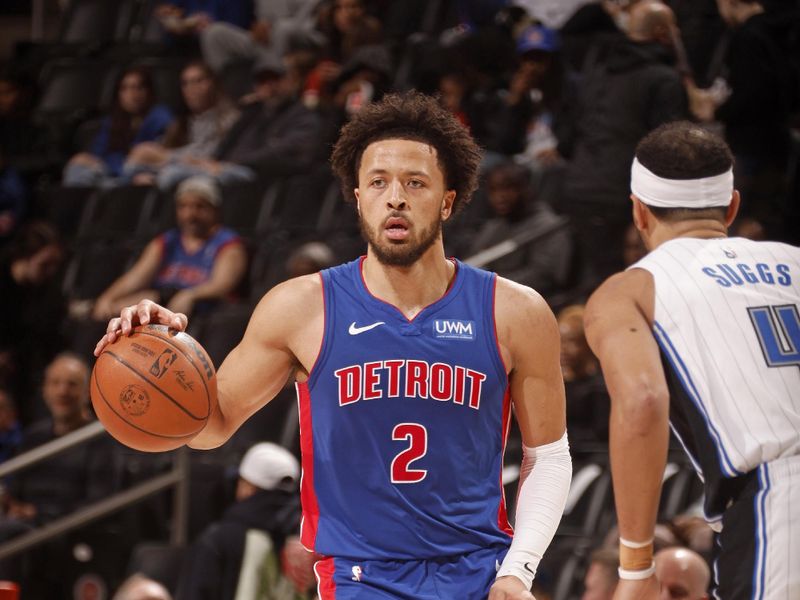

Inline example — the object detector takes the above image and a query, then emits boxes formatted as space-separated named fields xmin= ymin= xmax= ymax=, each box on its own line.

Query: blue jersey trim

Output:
xmin=653 ymin=321 xmax=743 ymax=478
xmin=307 ymin=270 xmax=335 ymax=389
xmin=752 ymin=463 xmax=770 ymax=600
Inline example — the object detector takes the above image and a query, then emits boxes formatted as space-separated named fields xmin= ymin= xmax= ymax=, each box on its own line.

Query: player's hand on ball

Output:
xmin=613 ymin=576 xmax=659 ymax=600
xmin=94 ymin=299 xmax=188 ymax=357
xmin=488 ymin=576 xmax=536 ymax=599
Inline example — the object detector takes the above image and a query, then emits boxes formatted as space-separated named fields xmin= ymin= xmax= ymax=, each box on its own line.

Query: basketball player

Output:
xmin=584 ymin=121 xmax=800 ymax=598
xmin=95 ymin=92 xmax=572 ymax=599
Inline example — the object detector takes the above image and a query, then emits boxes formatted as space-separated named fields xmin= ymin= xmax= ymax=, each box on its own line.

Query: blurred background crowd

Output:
xmin=0 ymin=0 xmax=798 ymax=598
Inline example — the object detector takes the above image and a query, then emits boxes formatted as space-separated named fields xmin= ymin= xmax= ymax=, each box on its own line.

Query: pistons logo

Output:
xmin=149 ymin=349 xmax=178 ymax=378
xmin=120 ymin=384 xmax=150 ymax=417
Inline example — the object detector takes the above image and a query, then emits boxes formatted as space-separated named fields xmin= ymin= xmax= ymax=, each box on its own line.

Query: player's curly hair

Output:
xmin=330 ymin=91 xmax=482 ymax=213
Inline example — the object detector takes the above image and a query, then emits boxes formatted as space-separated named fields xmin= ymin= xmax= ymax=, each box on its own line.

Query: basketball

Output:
xmin=90 ymin=324 xmax=217 ymax=452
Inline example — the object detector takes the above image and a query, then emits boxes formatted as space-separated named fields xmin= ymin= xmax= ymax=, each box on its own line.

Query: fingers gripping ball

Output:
xmin=91 ymin=324 xmax=217 ymax=451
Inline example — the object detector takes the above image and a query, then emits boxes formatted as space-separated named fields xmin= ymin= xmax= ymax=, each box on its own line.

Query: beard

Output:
xmin=359 ymin=211 xmax=443 ymax=267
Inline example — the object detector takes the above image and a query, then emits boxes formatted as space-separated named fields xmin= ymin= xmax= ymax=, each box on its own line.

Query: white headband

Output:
xmin=631 ymin=157 xmax=733 ymax=209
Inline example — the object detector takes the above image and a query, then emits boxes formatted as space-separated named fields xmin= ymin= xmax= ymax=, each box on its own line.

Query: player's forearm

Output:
xmin=609 ymin=386 xmax=669 ymax=543
xmin=188 ymin=394 xmax=235 ymax=449
xmin=496 ymin=432 xmax=572 ymax=589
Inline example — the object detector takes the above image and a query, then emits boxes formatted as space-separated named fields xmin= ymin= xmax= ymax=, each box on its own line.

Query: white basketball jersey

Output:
xmin=631 ymin=237 xmax=800 ymax=519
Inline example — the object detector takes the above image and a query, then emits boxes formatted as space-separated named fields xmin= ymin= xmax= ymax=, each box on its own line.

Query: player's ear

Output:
xmin=441 ymin=190 xmax=456 ymax=221
xmin=725 ymin=190 xmax=740 ymax=227
xmin=631 ymin=195 xmax=648 ymax=232
xmin=354 ymin=188 xmax=361 ymax=214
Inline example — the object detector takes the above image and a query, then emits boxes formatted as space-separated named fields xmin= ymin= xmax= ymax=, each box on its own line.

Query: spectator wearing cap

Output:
xmin=303 ymin=0 xmax=383 ymax=104
xmin=509 ymin=24 xmax=566 ymax=176
xmin=156 ymin=51 xmax=324 ymax=190
xmin=309 ymin=43 xmax=392 ymax=141
xmin=175 ymin=442 xmax=303 ymax=600
xmin=91 ymin=176 xmax=247 ymax=320
xmin=464 ymin=23 xmax=565 ymax=172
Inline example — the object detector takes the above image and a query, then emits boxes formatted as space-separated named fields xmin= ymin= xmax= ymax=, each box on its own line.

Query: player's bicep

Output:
xmin=215 ymin=333 xmax=294 ymax=426
xmin=499 ymin=281 xmax=566 ymax=447
xmin=213 ymin=276 xmax=322 ymax=429
xmin=584 ymin=274 xmax=667 ymax=407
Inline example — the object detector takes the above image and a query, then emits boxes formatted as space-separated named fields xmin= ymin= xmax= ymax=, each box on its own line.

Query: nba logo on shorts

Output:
xmin=433 ymin=319 xmax=475 ymax=341
xmin=351 ymin=565 xmax=362 ymax=582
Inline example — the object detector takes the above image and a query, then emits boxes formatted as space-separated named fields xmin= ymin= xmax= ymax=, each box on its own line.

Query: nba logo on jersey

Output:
xmin=433 ymin=319 xmax=475 ymax=341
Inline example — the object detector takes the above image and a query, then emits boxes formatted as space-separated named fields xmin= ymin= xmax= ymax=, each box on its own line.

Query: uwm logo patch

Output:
xmin=433 ymin=319 xmax=475 ymax=341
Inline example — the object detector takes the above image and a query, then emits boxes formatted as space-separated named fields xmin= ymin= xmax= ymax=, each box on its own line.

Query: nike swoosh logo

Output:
xmin=348 ymin=321 xmax=385 ymax=335
xmin=524 ymin=562 xmax=535 ymax=575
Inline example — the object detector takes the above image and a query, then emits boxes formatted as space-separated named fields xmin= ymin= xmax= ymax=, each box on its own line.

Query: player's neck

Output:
xmin=362 ymin=245 xmax=455 ymax=320
xmin=649 ymin=220 xmax=728 ymax=250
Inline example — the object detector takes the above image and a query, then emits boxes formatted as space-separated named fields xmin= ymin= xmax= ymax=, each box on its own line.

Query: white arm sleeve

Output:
xmin=496 ymin=431 xmax=572 ymax=589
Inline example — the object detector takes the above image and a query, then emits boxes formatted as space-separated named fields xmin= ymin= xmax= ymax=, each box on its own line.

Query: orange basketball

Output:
xmin=91 ymin=324 xmax=217 ymax=452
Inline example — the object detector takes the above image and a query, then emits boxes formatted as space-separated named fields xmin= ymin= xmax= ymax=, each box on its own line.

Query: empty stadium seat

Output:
xmin=219 ymin=180 xmax=273 ymax=241
xmin=187 ymin=304 xmax=253 ymax=367
xmin=130 ymin=57 xmax=186 ymax=113
xmin=76 ymin=185 xmax=159 ymax=243
xmin=36 ymin=59 xmax=116 ymax=118
xmin=62 ymin=241 xmax=141 ymax=300
xmin=59 ymin=0 xmax=137 ymax=45
xmin=32 ymin=185 xmax=97 ymax=241
xmin=557 ymin=460 xmax=615 ymax=539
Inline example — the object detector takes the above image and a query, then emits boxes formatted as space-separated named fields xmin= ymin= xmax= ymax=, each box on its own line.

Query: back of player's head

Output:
xmin=633 ymin=121 xmax=734 ymax=222
xmin=636 ymin=121 xmax=733 ymax=180
xmin=330 ymin=91 xmax=482 ymax=213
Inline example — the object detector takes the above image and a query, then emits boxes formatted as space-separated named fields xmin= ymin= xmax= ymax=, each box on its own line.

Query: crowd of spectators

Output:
xmin=0 ymin=0 xmax=798 ymax=597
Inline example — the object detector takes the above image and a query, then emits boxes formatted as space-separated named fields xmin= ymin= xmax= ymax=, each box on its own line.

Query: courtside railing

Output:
xmin=0 ymin=421 xmax=189 ymax=561
xmin=464 ymin=215 xmax=570 ymax=268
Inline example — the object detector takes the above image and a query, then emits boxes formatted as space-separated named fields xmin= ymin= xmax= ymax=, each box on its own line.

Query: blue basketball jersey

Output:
xmin=154 ymin=227 xmax=241 ymax=290
xmin=298 ymin=257 xmax=513 ymax=560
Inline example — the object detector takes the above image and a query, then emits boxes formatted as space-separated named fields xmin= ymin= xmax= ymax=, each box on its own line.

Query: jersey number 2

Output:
xmin=748 ymin=304 xmax=800 ymax=369
xmin=391 ymin=423 xmax=427 ymax=483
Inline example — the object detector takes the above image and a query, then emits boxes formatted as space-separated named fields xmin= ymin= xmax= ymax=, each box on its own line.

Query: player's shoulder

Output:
xmin=252 ymin=274 xmax=324 ymax=325
xmin=592 ymin=268 xmax=653 ymax=302
xmin=495 ymin=275 xmax=550 ymax=312
xmin=585 ymin=269 xmax=655 ymax=332
xmin=494 ymin=276 xmax=557 ymax=332
xmin=493 ymin=276 xmax=560 ymax=370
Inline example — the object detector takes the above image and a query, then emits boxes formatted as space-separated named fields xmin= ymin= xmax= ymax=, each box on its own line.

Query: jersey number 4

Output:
xmin=748 ymin=304 xmax=800 ymax=369
xmin=391 ymin=423 xmax=427 ymax=483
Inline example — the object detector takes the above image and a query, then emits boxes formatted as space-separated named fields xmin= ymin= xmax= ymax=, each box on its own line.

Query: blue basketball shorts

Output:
xmin=313 ymin=545 xmax=510 ymax=599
